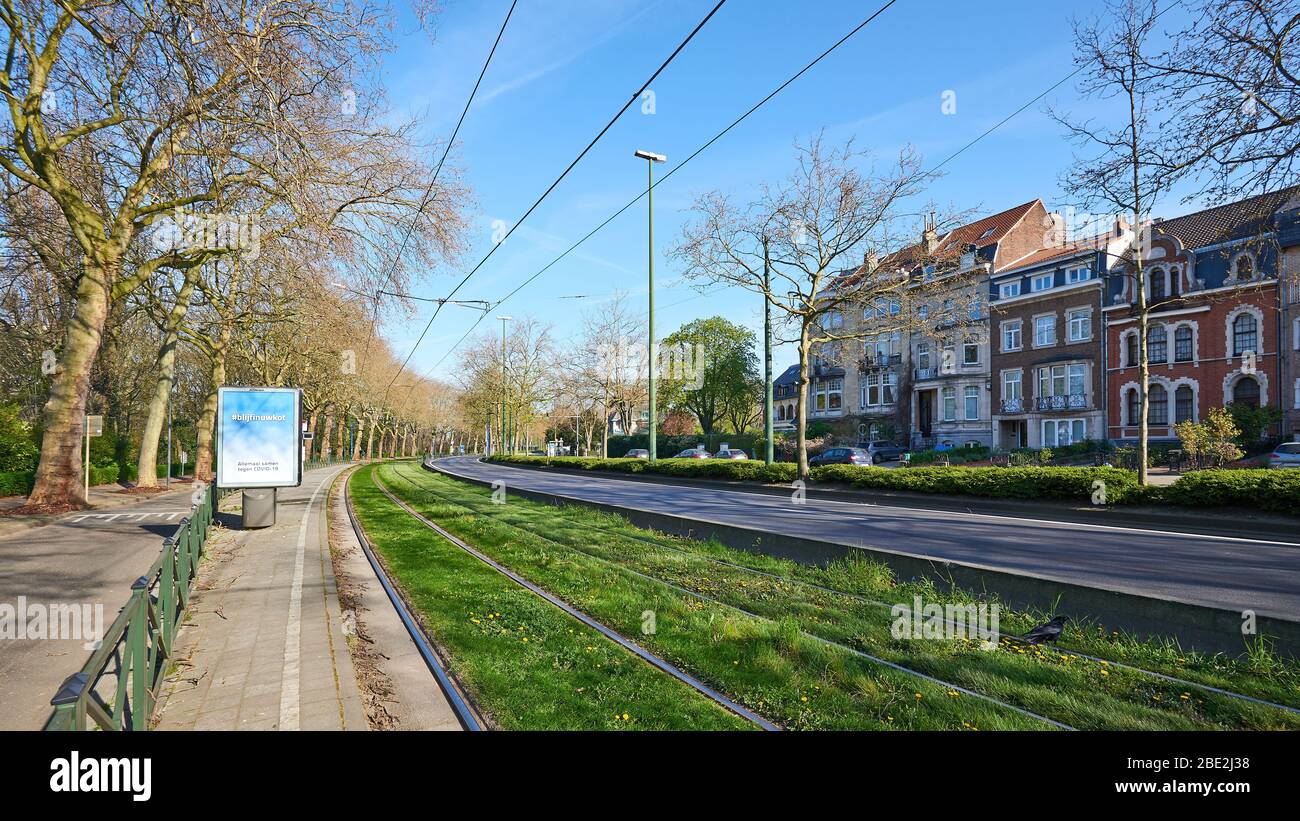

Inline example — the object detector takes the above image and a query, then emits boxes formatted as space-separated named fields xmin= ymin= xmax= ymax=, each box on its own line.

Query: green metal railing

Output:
xmin=43 ymin=482 xmax=226 ymax=731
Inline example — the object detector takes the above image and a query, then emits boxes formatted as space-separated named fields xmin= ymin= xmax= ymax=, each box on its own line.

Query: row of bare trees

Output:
xmin=0 ymin=0 xmax=474 ymax=509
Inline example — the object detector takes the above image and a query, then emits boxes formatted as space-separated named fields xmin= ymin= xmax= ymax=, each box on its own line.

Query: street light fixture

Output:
xmin=635 ymin=149 xmax=666 ymax=462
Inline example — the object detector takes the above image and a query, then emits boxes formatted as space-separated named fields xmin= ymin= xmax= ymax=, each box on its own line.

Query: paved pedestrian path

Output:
xmin=154 ymin=464 xmax=368 ymax=730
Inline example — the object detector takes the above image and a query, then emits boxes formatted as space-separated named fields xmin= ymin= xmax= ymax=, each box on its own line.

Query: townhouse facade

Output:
xmin=1104 ymin=189 xmax=1298 ymax=444
xmin=988 ymin=223 xmax=1132 ymax=449
xmin=784 ymin=187 xmax=1300 ymax=453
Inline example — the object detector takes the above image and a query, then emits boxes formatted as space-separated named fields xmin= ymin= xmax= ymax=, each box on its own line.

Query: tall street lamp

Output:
xmin=498 ymin=315 xmax=511 ymax=456
xmin=635 ymin=149 xmax=666 ymax=461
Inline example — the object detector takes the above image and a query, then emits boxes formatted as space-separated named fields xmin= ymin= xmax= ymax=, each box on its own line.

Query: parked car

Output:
xmin=672 ymin=448 xmax=711 ymax=459
xmin=715 ymin=448 xmax=749 ymax=460
xmin=809 ymin=447 xmax=872 ymax=467
xmin=1267 ymin=442 xmax=1300 ymax=469
xmin=856 ymin=440 xmax=905 ymax=464
xmin=624 ymin=448 xmax=650 ymax=459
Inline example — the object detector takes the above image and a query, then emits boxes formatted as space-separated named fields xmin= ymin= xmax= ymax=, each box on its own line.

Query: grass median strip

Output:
xmin=373 ymin=463 xmax=1057 ymax=730
xmin=393 ymin=461 xmax=1300 ymax=730
xmin=347 ymin=464 xmax=752 ymax=730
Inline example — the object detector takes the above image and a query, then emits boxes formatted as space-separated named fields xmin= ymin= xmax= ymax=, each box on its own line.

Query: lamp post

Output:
xmin=498 ymin=315 xmax=511 ymax=456
xmin=635 ymin=149 xmax=666 ymax=461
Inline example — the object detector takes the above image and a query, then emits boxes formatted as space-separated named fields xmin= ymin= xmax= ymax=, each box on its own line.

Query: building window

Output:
xmin=918 ymin=304 xmax=929 ymax=319
xmin=942 ymin=386 xmax=957 ymax=422
xmin=1127 ymin=388 xmax=1141 ymax=426
xmin=999 ymin=281 xmax=1021 ymax=299
xmin=1034 ymin=315 xmax=1056 ymax=346
xmin=1066 ymin=266 xmax=1089 ymax=284
xmin=1002 ymin=321 xmax=1022 ymax=352
xmin=1148 ymin=325 xmax=1167 ymax=363
xmin=1037 ymin=364 xmax=1086 ymax=399
xmin=964 ymin=386 xmax=980 ymax=420
xmin=1149 ymin=268 xmax=1166 ymax=303
xmin=1003 ymin=370 xmax=1022 ymax=402
xmin=1175 ymin=385 xmax=1194 ymax=423
xmin=1174 ymin=325 xmax=1194 ymax=362
xmin=861 ymin=372 xmax=897 ymax=408
xmin=1232 ymin=313 xmax=1258 ymax=356
xmin=1233 ymin=376 xmax=1260 ymax=408
xmin=1031 ymin=273 xmax=1053 ymax=292
xmin=1233 ymin=253 xmax=1255 ymax=281
xmin=1148 ymin=384 xmax=1168 ymax=425
xmin=916 ymin=342 xmax=931 ymax=370
xmin=1043 ymin=418 xmax=1086 ymax=446
xmin=777 ymin=405 xmax=785 ymax=421
xmin=962 ymin=338 xmax=980 ymax=366
xmin=828 ymin=378 xmax=842 ymax=410
xmin=1067 ymin=309 xmax=1091 ymax=342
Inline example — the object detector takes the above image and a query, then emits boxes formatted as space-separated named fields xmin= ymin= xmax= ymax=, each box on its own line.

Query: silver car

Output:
xmin=1268 ymin=442 xmax=1300 ymax=469
xmin=715 ymin=449 xmax=749 ymax=460
xmin=625 ymin=448 xmax=650 ymax=459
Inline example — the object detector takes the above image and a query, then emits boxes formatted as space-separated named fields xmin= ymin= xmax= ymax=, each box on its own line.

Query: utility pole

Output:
xmin=763 ymin=237 xmax=774 ymax=465
xmin=635 ymin=150 xmax=666 ymax=461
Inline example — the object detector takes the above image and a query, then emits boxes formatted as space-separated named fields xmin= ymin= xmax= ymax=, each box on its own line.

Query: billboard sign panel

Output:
xmin=216 ymin=386 xmax=302 ymax=489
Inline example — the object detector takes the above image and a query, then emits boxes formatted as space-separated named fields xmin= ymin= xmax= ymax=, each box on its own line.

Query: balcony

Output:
xmin=1000 ymin=398 xmax=1024 ymax=414
xmin=914 ymin=367 xmax=937 ymax=381
xmin=1035 ymin=394 xmax=1089 ymax=412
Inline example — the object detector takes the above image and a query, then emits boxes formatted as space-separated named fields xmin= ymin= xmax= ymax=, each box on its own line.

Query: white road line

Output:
xmin=279 ymin=471 xmax=335 ymax=731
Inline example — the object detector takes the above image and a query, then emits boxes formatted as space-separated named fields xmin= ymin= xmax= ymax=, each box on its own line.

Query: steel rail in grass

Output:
xmin=43 ymin=483 xmax=226 ymax=731
xmin=417 ymin=459 xmax=1074 ymax=730
xmin=342 ymin=472 xmax=483 ymax=732
xmin=430 ymin=458 xmax=1300 ymax=721
xmin=367 ymin=467 xmax=781 ymax=731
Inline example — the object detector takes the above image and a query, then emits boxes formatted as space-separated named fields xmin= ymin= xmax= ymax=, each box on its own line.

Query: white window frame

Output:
xmin=1065 ymin=266 xmax=1090 ymax=284
xmin=1001 ymin=320 xmax=1022 ymax=352
xmin=1003 ymin=369 xmax=1022 ymax=403
xmin=1033 ymin=314 xmax=1056 ymax=347
xmin=963 ymin=385 xmax=980 ymax=421
xmin=999 ymin=281 xmax=1021 ymax=299
xmin=1031 ymin=273 xmax=1053 ymax=292
xmin=962 ymin=338 xmax=980 ymax=366
xmin=1042 ymin=418 xmax=1087 ymax=447
xmin=1067 ymin=308 xmax=1092 ymax=342
xmin=942 ymin=386 xmax=957 ymax=422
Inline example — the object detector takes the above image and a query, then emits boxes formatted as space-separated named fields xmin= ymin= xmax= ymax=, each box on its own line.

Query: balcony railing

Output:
xmin=1035 ymin=394 xmax=1089 ymax=411
xmin=914 ymin=367 xmax=936 ymax=381
xmin=1000 ymin=398 xmax=1024 ymax=413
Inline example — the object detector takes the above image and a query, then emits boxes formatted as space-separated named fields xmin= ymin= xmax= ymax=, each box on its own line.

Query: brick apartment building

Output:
xmin=989 ymin=223 xmax=1133 ymax=449
xmin=1105 ymin=188 xmax=1300 ymax=443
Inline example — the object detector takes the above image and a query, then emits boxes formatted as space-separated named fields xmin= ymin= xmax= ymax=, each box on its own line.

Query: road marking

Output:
xmin=279 ymin=471 xmax=334 ymax=731
xmin=69 ymin=511 xmax=189 ymax=523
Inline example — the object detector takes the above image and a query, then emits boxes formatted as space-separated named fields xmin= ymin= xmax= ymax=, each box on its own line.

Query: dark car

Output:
xmin=714 ymin=448 xmax=749 ymax=460
xmin=671 ymin=448 xmax=711 ymax=459
xmin=856 ymin=440 xmax=906 ymax=464
xmin=624 ymin=448 xmax=650 ymax=459
xmin=809 ymin=447 xmax=872 ymax=467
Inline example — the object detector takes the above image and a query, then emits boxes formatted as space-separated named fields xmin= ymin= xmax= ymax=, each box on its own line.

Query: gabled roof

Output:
xmin=869 ymin=199 xmax=1043 ymax=274
xmin=773 ymin=364 xmax=800 ymax=387
xmin=1153 ymin=186 xmax=1300 ymax=250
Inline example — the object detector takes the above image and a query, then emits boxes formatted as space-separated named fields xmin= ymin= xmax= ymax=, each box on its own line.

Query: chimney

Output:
xmin=922 ymin=212 xmax=939 ymax=254
xmin=1113 ymin=215 xmax=1130 ymax=236
xmin=864 ymin=250 xmax=879 ymax=273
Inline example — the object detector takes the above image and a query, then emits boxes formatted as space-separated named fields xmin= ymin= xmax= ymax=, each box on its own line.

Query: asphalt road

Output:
xmin=432 ymin=456 xmax=1300 ymax=621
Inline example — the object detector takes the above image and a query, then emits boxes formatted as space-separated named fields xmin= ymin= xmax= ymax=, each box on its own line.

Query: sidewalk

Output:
xmin=153 ymin=464 xmax=368 ymax=730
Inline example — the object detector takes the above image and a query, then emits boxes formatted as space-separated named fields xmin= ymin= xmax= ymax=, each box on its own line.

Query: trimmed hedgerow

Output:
xmin=1159 ymin=469 xmax=1300 ymax=515
xmin=489 ymin=455 xmax=797 ymax=483
xmin=810 ymin=464 xmax=1144 ymax=504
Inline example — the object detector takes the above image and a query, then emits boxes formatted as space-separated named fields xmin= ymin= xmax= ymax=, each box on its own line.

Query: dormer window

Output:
xmin=1031 ymin=273 xmax=1053 ymax=292
xmin=1233 ymin=253 xmax=1255 ymax=281
xmin=978 ymin=227 xmax=995 ymax=240
xmin=1066 ymin=266 xmax=1090 ymax=284
xmin=999 ymin=281 xmax=1021 ymax=299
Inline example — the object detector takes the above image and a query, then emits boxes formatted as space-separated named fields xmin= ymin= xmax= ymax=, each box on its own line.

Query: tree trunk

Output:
xmin=306 ymin=410 xmax=319 ymax=460
xmin=320 ymin=410 xmax=334 ymax=462
xmin=365 ymin=419 xmax=376 ymax=459
xmin=352 ymin=417 xmax=365 ymax=460
xmin=136 ymin=273 xmax=200 ymax=489
xmin=193 ymin=330 xmax=231 ymax=483
xmin=28 ymin=261 xmax=115 ymax=508
xmin=796 ymin=328 xmax=812 ymax=481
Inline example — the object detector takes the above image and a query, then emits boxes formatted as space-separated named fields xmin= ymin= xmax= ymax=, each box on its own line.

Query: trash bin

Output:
xmin=242 ymin=488 xmax=277 ymax=529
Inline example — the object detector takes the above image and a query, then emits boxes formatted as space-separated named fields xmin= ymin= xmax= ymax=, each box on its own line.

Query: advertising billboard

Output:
xmin=216 ymin=386 xmax=302 ymax=489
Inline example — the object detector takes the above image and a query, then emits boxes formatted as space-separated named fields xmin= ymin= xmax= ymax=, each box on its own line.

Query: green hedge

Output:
xmin=810 ymin=464 xmax=1143 ymax=503
xmin=490 ymin=454 xmax=797 ymax=482
xmin=0 ymin=470 xmax=34 ymax=496
xmin=1158 ymin=469 xmax=1300 ymax=514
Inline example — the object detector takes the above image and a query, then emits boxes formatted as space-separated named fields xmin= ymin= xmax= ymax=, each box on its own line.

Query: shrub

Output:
xmin=811 ymin=464 xmax=1142 ymax=503
xmin=1161 ymin=469 xmax=1300 ymax=515
xmin=0 ymin=404 xmax=38 ymax=473
xmin=0 ymin=470 xmax=34 ymax=496
xmin=88 ymin=463 xmax=120 ymax=486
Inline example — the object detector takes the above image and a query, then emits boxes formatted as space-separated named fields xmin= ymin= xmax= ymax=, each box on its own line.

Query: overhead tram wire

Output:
xmin=421 ymin=0 xmax=1183 ymax=382
xmin=356 ymin=0 xmax=519 ymax=362
xmin=384 ymin=0 xmax=731 ymax=396
xmin=411 ymin=0 xmax=905 ymax=382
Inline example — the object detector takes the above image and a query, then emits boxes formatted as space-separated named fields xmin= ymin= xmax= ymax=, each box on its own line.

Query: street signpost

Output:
xmin=83 ymin=414 xmax=103 ymax=503
xmin=215 ymin=387 xmax=303 ymax=528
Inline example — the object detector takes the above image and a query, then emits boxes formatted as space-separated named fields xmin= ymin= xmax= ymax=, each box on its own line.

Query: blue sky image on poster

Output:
xmin=216 ymin=387 xmax=300 ymax=489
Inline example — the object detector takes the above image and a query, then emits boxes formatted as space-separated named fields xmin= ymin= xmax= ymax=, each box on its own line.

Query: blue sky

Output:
xmin=377 ymin=0 xmax=1200 ymax=381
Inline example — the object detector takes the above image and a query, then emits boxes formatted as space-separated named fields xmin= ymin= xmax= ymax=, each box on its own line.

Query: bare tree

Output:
xmin=1052 ymin=0 xmax=1175 ymax=485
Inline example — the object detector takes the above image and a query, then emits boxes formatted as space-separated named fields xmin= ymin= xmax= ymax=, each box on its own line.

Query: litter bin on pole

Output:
xmin=242 ymin=487 xmax=277 ymax=528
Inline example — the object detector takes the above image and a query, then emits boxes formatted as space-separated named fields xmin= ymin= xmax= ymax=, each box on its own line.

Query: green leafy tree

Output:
xmin=657 ymin=317 xmax=759 ymax=435
xmin=0 ymin=404 xmax=38 ymax=472
xmin=1226 ymin=402 xmax=1282 ymax=451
